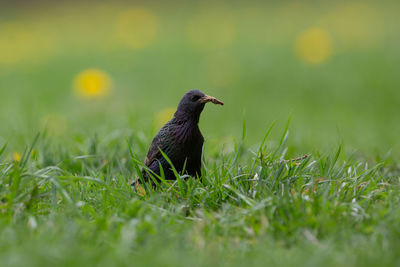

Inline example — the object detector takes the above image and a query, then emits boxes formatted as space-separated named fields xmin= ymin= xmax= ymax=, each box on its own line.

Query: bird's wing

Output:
xmin=144 ymin=122 xmax=174 ymax=167
xmin=144 ymin=138 xmax=162 ymax=166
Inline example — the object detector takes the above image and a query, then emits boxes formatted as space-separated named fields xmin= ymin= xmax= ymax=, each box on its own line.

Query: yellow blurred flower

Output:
xmin=74 ymin=69 xmax=112 ymax=99
xmin=154 ymin=108 xmax=175 ymax=129
xmin=0 ymin=22 xmax=34 ymax=64
xmin=13 ymin=152 xmax=21 ymax=162
xmin=319 ymin=3 xmax=382 ymax=48
xmin=40 ymin=113 xmax=68 ymax=136
xmin=186 ymin=7 xmax=236 ymax=50
xmin=115 ymin=8 xmax=158 ymax=50
xmin=0 ymin=21 xmax=55 ymax=65
xmin=295 ymin=27 xmax=333 ymax=64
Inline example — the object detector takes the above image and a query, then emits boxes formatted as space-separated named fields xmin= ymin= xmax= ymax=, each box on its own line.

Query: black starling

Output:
xmin=142 ymin=89 xmax=223 ymax=183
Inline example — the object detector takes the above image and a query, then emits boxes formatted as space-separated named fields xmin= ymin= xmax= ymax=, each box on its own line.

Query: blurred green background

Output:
xmin=0 ymin=0 xmax=399 ymax=155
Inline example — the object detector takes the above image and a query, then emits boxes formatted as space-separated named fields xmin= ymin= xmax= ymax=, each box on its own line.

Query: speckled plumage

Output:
xmin=142 ymin=90 xmax=223 ymax=182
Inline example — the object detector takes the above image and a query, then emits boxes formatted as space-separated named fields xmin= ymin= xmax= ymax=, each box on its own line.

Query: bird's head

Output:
xmin=174 ymin=89 xmax=223 ymax=123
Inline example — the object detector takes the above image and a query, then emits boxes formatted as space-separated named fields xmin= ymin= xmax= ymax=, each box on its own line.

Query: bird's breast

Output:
xmin=173 ymin=122 xmax=202 ymax=145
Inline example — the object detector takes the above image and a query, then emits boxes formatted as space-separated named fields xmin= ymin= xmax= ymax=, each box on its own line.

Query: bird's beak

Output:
xmin=200 ymin=95 xmax=224 ymax=105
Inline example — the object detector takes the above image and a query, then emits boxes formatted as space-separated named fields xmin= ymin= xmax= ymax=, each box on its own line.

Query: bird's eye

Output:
xmin=191 ymin=95 xmax=201 ymax=102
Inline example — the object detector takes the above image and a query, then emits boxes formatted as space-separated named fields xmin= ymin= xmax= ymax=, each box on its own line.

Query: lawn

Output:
xmin=1 ymin=1 xmax=400 ymax=266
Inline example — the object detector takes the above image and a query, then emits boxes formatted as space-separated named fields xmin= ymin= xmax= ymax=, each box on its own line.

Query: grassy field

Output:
xmin=1 ymin=1 xmax=400 ymax=266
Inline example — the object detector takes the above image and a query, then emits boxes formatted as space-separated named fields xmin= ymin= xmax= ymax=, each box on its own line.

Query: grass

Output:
xmin=1 ymin=1 xmax=400 ymax=266
xmin=1 ymin=122 xmax=399 ymax=267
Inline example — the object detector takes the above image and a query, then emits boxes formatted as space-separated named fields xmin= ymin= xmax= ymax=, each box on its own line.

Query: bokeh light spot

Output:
xmin=295 ymin=27 xmax=333 ymax=64
xmin=0 ymin=22 xmax=35 ymax=64
xmin=319 ymin=3 xmax=382 ymax=48
xmin=154 ymin=108 xmax=175 ymax=129
xmin=74 ymin=69 xmax=112 ymax=99
xmin=0 ymin=21 xmax=55 ymax=65
xmin=115 ymin=8 xmax=158 ymax=50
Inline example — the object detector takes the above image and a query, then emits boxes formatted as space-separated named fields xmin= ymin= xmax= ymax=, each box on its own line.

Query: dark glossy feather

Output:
xmin=141 ymin=90 xmax=222 ymax=183
xmin=142 ymin=117 xmax=204 ymax=181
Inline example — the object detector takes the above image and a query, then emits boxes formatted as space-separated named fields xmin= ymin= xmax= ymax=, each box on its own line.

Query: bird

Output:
xmin=141 ymin=89 xmax=223 ymax=184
